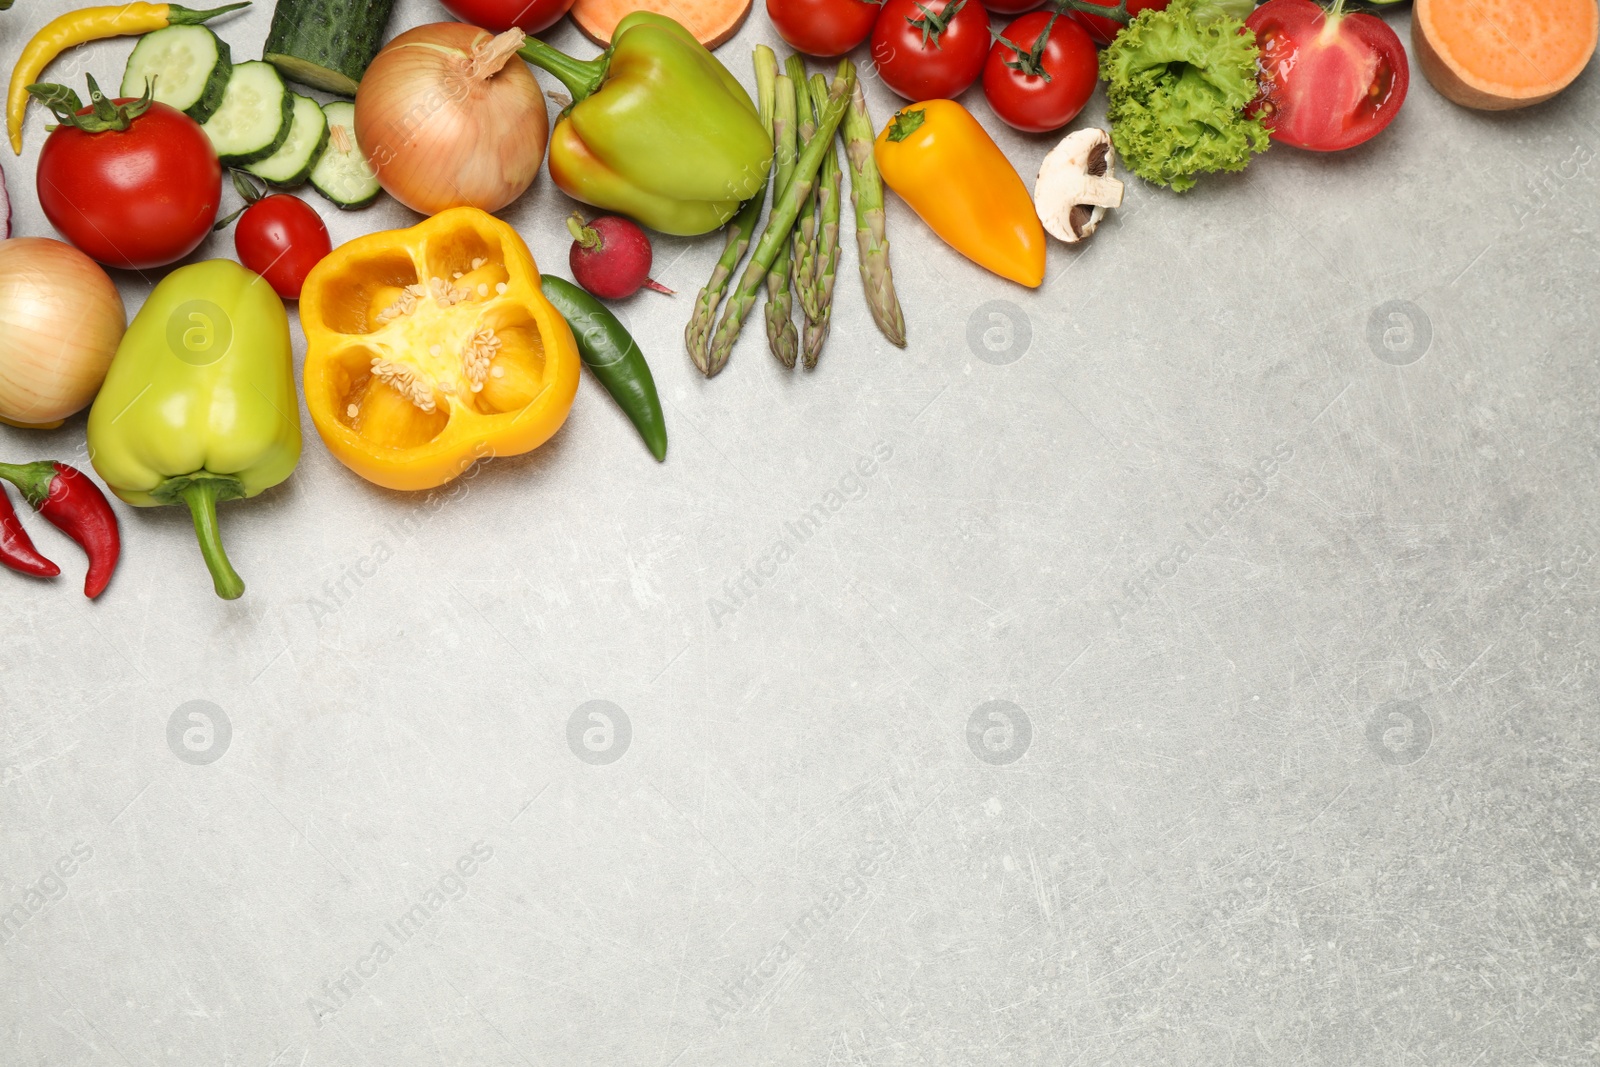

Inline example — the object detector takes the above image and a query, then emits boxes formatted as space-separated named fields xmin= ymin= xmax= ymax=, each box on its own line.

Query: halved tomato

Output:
xmin=1246 ymin=0 xmax=1410 ymax=151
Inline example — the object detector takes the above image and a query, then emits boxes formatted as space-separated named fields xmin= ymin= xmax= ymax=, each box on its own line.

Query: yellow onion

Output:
xmin=356 ymin=24 xmax=549 ymax=216
xmin=0 ymin=238 xmax=125 ymax=429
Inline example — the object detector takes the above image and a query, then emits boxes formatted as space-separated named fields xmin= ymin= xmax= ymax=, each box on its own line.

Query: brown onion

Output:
xmin=356 ymin=24 xmax=549 ymax=216
xmin=0 ymin=238 xmax=125 ymax=428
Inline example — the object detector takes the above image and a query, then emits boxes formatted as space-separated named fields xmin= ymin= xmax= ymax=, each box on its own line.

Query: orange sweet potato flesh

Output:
xmin=1414 ymin=0 xmax=1599 ymax=110
xmin=570 ymin=0 xmax=753 ymax=49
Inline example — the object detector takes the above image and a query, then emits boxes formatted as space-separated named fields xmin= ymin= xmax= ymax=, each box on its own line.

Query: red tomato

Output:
xmin=985 ymin=0 xmax=1044 ymax=13
xmin=36 ymin=99 xmax=220 ymax=271
xmin=1245 ymin=0 xmax=1409 ymax=151
xmin=234 ymin=194 xmax=332 ymax=300
xmin=983 ymin=13 xmax=1099 ymax=132
xmin=1066 ymin=0 xmax=1168 ymax=46
xmin=437 ymin=0 xmax=575 ymax=34
xmin=870 ymin=0 xmax=990 ymax=101
xmin=768 ymin=0 xmax=880 ymax=56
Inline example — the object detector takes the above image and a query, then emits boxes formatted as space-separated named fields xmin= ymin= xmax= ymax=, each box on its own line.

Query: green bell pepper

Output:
xmin=87 ymin=260 xmax=301 ymax=601
xmin=520 ymin=12 xmax=772 ymax=236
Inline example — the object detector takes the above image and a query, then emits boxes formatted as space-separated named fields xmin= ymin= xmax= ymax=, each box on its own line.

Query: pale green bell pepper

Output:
xmin=87 ymin=260 xmax=301 ymax=600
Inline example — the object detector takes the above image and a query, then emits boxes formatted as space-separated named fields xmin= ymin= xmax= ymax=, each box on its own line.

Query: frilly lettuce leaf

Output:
xmin=1100 ymin=0 xmax=1271 ymax=192
xmin=1191 ymin=0 xmax=1257 ymax=22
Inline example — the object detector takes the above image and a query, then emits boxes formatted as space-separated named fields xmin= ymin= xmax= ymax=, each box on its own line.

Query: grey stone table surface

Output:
xmin=3 ymin=1 xmax=1597 ymax=1064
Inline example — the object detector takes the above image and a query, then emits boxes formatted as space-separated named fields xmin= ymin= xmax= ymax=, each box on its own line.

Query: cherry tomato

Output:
xmin=1066 ymin=0 xmax=1168 ymax=46
xmin=37 ymin=98 xmax=220 ymax=271
xmin=983 ymin=13 xmax=1099 ymax=132
xmin=1245 ymin=0 xmax=1409 ymax=151
xmin=234 ymin=194 xmax=331 ymax=300
xmin=437 ymin=0 xmax=575 ymax=35
xmin=768 ymin=0 xmax=880 ymax=56
xmin=870 ymin=0 xmax=990 ymax=102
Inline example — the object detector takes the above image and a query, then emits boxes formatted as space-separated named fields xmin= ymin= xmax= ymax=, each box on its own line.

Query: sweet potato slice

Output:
xmin=1414 ymin=0 xmax=1599 ymax=110
xmin=570 ymin=0 xmax=753 ymax=49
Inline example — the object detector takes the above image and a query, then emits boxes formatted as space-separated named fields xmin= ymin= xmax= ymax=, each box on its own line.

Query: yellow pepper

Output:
xmin=299 ymin=207 xmax=580 ymax=493
xmin=874 ymin=99 xmax=1046 ymax=289
xmin=7 ymin=2 xmax=247 ymax=153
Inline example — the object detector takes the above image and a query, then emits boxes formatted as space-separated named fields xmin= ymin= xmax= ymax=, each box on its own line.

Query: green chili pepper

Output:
xmin=540 ymin=276 xmax=667 ymax=463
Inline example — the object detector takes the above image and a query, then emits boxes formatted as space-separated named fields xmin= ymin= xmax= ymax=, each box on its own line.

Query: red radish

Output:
xmin=567 ymin=213 xmax=673 ymax=300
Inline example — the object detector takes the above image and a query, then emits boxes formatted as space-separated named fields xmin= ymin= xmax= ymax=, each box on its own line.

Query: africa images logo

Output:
xmin=305 ymin=841 xmax=495 ymax=1027
xmin=0 ymin=842 xmax=93 ymax=945
xmin=706 ymin=839 xmax=894 ymax=1027
xmin=707 ymin=441 xmax=893 ymax=627
xmin=1107 ymin=441 xmax=1294 ymax=627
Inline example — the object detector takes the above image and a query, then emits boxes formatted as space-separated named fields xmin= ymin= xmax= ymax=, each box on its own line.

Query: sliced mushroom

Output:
xmin=1034 ymin=128 xmax=1124 ymax=243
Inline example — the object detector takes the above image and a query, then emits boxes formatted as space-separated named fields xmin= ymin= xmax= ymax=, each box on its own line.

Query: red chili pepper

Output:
xmin=0 ymin=483 xmax=60 ymax=579
xmin=0 ymin=461 xmax=120 ymax=598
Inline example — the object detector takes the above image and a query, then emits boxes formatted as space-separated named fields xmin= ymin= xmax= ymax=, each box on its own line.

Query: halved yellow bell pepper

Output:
xmin=299 ymin=207 xmax=580 ymax=492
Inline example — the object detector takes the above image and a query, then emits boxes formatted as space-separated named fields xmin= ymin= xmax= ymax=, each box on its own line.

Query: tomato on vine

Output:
xmin=870 ymin=0 xmax=991 ymax=101
xmin=983 ymin=12 xmax=1100 ymax=132
xmin=216 ymin=172 xmax=331 ymax=300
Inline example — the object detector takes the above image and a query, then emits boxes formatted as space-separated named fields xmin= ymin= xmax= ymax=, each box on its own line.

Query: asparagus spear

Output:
xmin=763 ymin=72 xmax=800 ymax=369
xmin=841 ymin=82 xmax=907 ymax=349
xmin=685 ymin=46 xmax=778 ymax=376
xmin=707 ymin=62 xmax=856 ymax=377
xmin=802 ymin=72 xmax=843 ymax=370
xmin=787 ymin=54 xmax=822 ymax=325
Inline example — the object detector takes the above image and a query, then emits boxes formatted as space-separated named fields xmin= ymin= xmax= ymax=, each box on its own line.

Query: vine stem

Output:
xmin=1050 ymin=0 xmax=1132 ymax=25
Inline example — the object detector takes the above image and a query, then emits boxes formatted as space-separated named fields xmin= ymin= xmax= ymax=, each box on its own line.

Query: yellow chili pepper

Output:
xmin=299 ymin=207 xmax=581 ymax=493
xmin=874 ymin=99 xmax=1046 ymax=289
xmin=7 ymin=2 xmax=248 ymax=154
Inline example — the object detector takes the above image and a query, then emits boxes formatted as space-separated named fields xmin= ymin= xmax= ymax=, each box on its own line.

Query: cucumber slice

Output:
xmin=309 ymin=102 xmax=380 ymax=209
xmin=245 ymin=94 xmax=328 ymax=187
xmin=201 ymin=61 xmax=293 ymax=166
xmin=121 ymin=25 xmax=232 ymax=124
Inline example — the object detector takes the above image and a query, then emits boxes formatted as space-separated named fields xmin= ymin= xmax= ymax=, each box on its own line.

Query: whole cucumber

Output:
xmin=263 ymin=0 xmax=396 ymax=96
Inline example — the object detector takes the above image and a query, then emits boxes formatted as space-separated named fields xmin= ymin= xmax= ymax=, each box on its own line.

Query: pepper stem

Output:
xmin=155 ymin=474 xmax=247 ymax=600
xmin=0 ymin=461 xmax=58 ymax=509
xmin=517 ymin=36 xmax=608 ymax=103
xmin=166 ymin=3 xmax=252 ymax=26
xmin=886 ymin=108 xmax=927 ymax=142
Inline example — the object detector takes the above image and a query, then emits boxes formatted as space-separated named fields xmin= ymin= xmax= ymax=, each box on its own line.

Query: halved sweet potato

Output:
xmin=1414 ymin=0 xmax=1598 ymax=110
xmin=570 ymin=0 xmax=753 ymax=49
